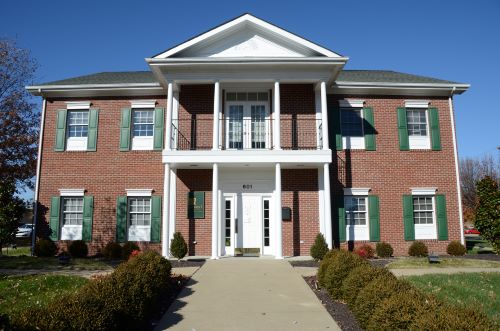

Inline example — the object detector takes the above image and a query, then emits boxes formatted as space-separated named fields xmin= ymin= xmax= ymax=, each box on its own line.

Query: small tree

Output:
xmin=170 ymin=232 xmax=187 ymax=261
xmin=310 ymin=233 xmax=329 ymax=261
xmin=0 ymin=181 xmax=25 ymax=254
xmin=475 ymin=177 xmax=500 ymax=253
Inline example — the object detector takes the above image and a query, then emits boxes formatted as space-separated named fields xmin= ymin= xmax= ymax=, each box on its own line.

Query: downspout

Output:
xmin=448 ymin=86 xmax=465 ymax=245
xmin=31 ymin=97 xmax=47 ymax=255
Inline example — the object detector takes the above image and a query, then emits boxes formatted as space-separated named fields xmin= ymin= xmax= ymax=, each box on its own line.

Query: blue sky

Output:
xmin=1 ymin=0 xmax=499 ymax=199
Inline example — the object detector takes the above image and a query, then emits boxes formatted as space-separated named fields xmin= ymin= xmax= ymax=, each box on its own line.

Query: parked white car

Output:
xmin=16 ymin=224 xmax=34 ymax=238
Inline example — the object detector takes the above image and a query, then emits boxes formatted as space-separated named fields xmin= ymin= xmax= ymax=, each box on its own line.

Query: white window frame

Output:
xmin=405 ymin=100 xmax=431 ymax=150
xmin=339 ymin=100 xmax=365 ymax=150
xmin=66 ymin=106 xmax=90 ymax=151
xmin=411 ymin=188 xmax=437 ymax=239
xmin=343 ymin=188 xmax=370 ymax=241
xmin=127 ymin=196 xmax=152 ymax=242
xmin=59 ymin=189 xmax=85 ymax=240
xmin=131 ymin=106 xmax=155 ymax=151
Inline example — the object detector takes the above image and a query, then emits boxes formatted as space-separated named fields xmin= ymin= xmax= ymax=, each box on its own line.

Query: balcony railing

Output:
xmin=170 ymin=118 xmax=323 ymax=151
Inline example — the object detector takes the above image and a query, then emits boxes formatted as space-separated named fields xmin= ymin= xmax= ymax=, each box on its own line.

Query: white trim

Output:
xmin=211 ymin=163 xmax=219 ymax=259
xmin=339 ymin=99 xmax=364 ymax=108
xmin=59 ymin=189 xmax=85 ymax=196
xmin=162 ymin=164 xmax=170 ymax=257
xmin=449 ymin=95 xmax=465 ymax=245
xmin=343 ymin=188 xmax=370 ymax=196
xmin=405 ymin=100 xmax=430 ymax=108
xmin=65 ymin=101 xmax=91 ymax=109
xmin=131 ymin=100 xmax=156 ymax=108
xmin=323 ymin=163 xmax=332 ymax=248
xmin=275 ymin=163 xmax=283 ymax=259
xmin=126 ymin=189 xmax=153 ymax=197
xmin=411 ymin=187 xmax=437 ymax=195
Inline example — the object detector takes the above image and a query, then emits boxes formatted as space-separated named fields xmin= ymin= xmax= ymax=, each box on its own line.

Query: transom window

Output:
xmin=62 ymin=197 xmax=83 ymax=225
xmin=132 ymin=109 xmax=154 ymax=137
xmin=413 ymin=196 xmax=434 ymax=224
xmin=129 ymin=197 xmax=151 ymax=226
xmin=226 ymin=92 xmax=268 ymax=101
xmin=340 ymin=108 xmax=363 ymax=137
xmin=67 ymin=111 xmax=89 ymax=137
xmin=406 ymin=109 xmax=427 ymax=136
xmin=345 ymin=196 xmax=367 ymax=225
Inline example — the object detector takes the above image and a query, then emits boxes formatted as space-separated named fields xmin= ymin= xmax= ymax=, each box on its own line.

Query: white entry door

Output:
xmin=240 ymin=195 xmax=262 ymax=249
xmin=225 ymin=102 xmax=271 ymax=150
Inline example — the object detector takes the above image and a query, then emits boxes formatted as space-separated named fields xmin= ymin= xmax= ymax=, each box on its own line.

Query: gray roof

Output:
xmin=36 ymin=70 xmax=463 ymax=86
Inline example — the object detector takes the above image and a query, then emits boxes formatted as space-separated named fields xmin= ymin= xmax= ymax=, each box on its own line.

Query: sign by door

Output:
xmin=187 ymin=192 xmax=205 ymax=219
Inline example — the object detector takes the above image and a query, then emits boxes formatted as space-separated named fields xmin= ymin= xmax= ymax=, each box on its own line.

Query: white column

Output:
xmin=320 ymin=81 xmax=329 ymax=150
xmin=323 ymin=163 xmax=333 ymax=249
xmin=213 ymin=81 xmax=220 ymax=150
xmin=165 ymin=82 xmax=174 ymax=151
xmin=275 ymin=163 xmax=283 ymax=259
xmin=168 ymin=168 xmax=177 ymax=244
xmin=273 ymin=81 xmax=281 ymax=150
xmin=318 ymin=166 xmax=326 ymax=236
xmin=162 ymin=163 xmax=171 ymax=257
xmin=211 ymin=163 xmax=219 ymax=259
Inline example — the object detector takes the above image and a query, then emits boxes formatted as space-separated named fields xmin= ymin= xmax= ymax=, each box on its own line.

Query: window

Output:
xmin=62 ymin=197 xmax=84 ymax=225
xmin=345 ymin=196 xmax=367 ymax=226
xmin=132 ymin=110 xmax=154 ymax=137
xmin=341 ymin=108 xmax=364 ymax=137
xmin=67 ymin=111 xmax=89 ymax=137
xmin=263 ymin=199 xmax=270 ymax=247
xmin=128 ymin=197 xmax=151 ymax=226
xmin=225 ymin=200 xmax=231 ymax=246
xmin=406 ymin=109 xmax=427 ymax=137
xmin=413 ymin=196 xmax=434 ymax=225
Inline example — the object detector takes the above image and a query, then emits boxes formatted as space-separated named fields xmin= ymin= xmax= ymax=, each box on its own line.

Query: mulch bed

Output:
xmin=169 ymin=259 xmax=206 ymax=268
xmin=304 ymin=276 xmax=362 ymax=331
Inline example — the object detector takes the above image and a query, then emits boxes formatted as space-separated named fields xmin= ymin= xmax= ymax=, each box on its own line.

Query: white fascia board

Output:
xmin=154 ymin=14 xmax=342 ymax=58
xmin=329 ymin=86 xmax=468 ymax=97
xmin=405 ymin=100 xmax=430 ymax=108
xmin=26 ymin=85 xmax=164 ymax=97
xmin=162 ymin=150 xmax=331 ymax=165
xmin=339 ymin=99 xmax=364 ymax=108
xmin=343 ymin=188 xmax=370 ymax=196
xmin=126 ymin=189 xmax=153 ymax=197
xmin=147 ymin=57 xmax=348 ymax=65
xmin=59 ymin=189 xmax=85 ymax=196
xmin=66 ymin=101 xmax=91 ymax=109
xmin=411 ymin=188 xmax=437 ymax=195
xmin=131 ymin=100 xmax=157 ymax=108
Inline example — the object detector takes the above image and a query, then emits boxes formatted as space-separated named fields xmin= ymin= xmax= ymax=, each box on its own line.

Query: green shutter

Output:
xmin=436 ymin=194 xmax=448 ymax=240
xmin=428 ymin=107 xmax=442 ymax=151
xmin=82 ymin=196 xmax=94 ymax=241
xmin=335 ymin=195 xmax=346 ymax=243
xmin=150 ymin=196 xmax=162 ymax=242
xmin=331 ymin=103 xmax=342 ymax=151
xmin=403 ymin=195 xmax=415 ymax=241
xmin=87 ymin=109 xmax=99 ymax=151
xmin=397 ymin=107 xmax=409 ymax=151
xmin=153 ymin=107 xmax=165 ymax=150
xmin=116 ymin=196 xmax=127 ymax=242
xmin=368 ymin=195 xmax=380 ymax=241
xmin=49 ymin=197 xmax=60 ymax=241
xmin=54 ymin=109 xmax=67 ymax=151
xmin=119 ymin=108 xmax=131 ymax=151
xmin=363 ymin=107 xmax=376 ymax=151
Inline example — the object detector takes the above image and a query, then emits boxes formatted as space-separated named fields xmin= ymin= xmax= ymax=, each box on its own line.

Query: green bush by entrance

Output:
xmin=310 ymin=233 xmax=329 ymax=261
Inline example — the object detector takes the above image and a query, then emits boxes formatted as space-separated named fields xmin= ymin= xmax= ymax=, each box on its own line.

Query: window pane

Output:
xmin=129 ymin=197 xmax=151 ymax=226
xmin=132 ymin=110 xmax=154 ymax=137
xmin=407 ymin=109 xmax=427 ymax=136
xmin=344 ymin=196 xmax=367 ymax=226
xmin=413 ymin=196 xmax=434 ymax=224
xmin=62 ymin=197 xmax=84 ymax=225
xmin=67 ymin=111 xmax=89 ymax=137
xmin=341 ymin=108 xmax=363 ymax=137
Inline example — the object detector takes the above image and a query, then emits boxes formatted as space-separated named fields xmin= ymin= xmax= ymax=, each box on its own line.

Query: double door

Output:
xmin=225 ymin=102 xmax=271 ymax=150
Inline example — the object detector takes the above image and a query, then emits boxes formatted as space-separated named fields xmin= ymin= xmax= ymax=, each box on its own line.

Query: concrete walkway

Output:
xmin=155 ymin=258 xmax=340 ymax=331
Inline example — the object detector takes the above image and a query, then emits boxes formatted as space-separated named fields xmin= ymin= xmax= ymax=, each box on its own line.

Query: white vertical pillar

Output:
xmin=320 ymin=81 xmax=329 ymax=150
xmin=165 ymin=82 xmax=174 ymax=151
xmin=318 ymin=166 xmax=326 ymax=236
xmin=273 ymin=81 xmax=281 ymax=150
xmin=323 ymin=163 xmax=333 ymax=249
xmin=211 ymin=163 xmax=219 ymax=259
xmin=168 ymin=168 xmax=177 ymax=244
xmin=275 ymin=163 xmax=283 ymax=259
xmin=213 ymin=81 xmax=220 ymax=150
xmin=162 ymin=163 xmax=171 ymax=257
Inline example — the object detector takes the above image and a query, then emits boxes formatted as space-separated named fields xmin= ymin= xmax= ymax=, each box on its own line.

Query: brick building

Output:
xmin=28 ymin=14 xmax=469 ymax=257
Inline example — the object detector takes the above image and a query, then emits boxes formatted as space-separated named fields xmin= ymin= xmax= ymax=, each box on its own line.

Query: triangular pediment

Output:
xmin=153 ymin=14 xmax=342 ymax=59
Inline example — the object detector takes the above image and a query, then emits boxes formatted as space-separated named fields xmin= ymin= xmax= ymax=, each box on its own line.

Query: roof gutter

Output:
xmin=26 ymin=83 xmax=163 ymax=97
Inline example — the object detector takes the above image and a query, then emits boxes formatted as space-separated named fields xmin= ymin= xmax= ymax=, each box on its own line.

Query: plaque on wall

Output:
xmin=188 ymin=192 xmax=205 ymax=219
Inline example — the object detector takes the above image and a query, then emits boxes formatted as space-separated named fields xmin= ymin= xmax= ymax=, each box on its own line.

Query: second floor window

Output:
xmin=132 ymin=110 xmax=154 ymax=137
xmin=341 ymin=108 xmax=363 ymax=137
xmin=67 ymin=111 xmax=89 ymax=138
xmin=406 ymin=109 xmax=428 ymax=137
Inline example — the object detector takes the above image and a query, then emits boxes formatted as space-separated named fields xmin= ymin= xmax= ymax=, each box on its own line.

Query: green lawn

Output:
xmin=406 ymin=273 xmax=500 ymax=325
xmin=0 ymin=275 xmax=88 ymax=316
xmin=1 ymin=246 xmax=31 ymax=256
xmin=387 ymin=257 xmax=500 ymax=269
xmin=0 ymin=256 xmax=113 ymax=270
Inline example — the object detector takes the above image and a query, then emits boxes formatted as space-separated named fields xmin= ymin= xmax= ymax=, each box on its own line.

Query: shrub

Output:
xmin=170 ymin=231 xmax=188 ymax=260
xmin=11 ymin=250 xmax=172 ymax=330
xmin=68 ymin=240 xmax=88 ymax=258
xmin=310 ymin=233 xmax=329 ymax=261
xmin=447 ymin=240 xmax=466 ymax=256
xmin=34 ymin=238 xmax=57 ymax=257
xmin=323 ymin=249 xmax=369 ymax=299
xmin=340 ymin=264 xmax=394 ymax=306
xmin=353 ymin=243 xmax=375 ymax=259
xmin=102 ymin=242 xmax=122 ymax=260
xmin=408 ymin=241 xmax=429 ymax=257
xmin=375 ymin=241 xmax=394 ymax=258
xmin=122 ymin=241 xmax=140 ymax=260
xmin=353 ymin=274 xmax=412 ymax=328
xmin=367 ymin=288 xmax=440 ymax=331
xmin=317 ymin=250 xmax=339 ymax=287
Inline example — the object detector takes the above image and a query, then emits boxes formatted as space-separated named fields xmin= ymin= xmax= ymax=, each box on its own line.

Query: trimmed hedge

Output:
xmin=122 ymin=242 xmax=140 ymax=260
xmin=408 ymin=241 xmax=429 ymax=257
xmin=323 ymin=249 xmax=368 ymax=299
xmin=375 ymin=241 xmax=393 ymax=258
xmin=412 ymin=304 xmax=497 ymax=331
xmin=317 ymin=250 xmax=339 ymax=287
xmin=447 ymin=240 xmax=467 ymax=256
xmin=11 ymin=250 xmax=172 ymax=330
xmin=340 ymin=264 xmax=393 ymax=306
xmin=102 ymin=242 xmax=122 ymax=260
xmin=310 ymin=233 xmax=329 ymax=261
xmin=68 ymin=240 xmax=88 ymax=258
xmin=34 ymin=238 xmax=57 ymax=257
